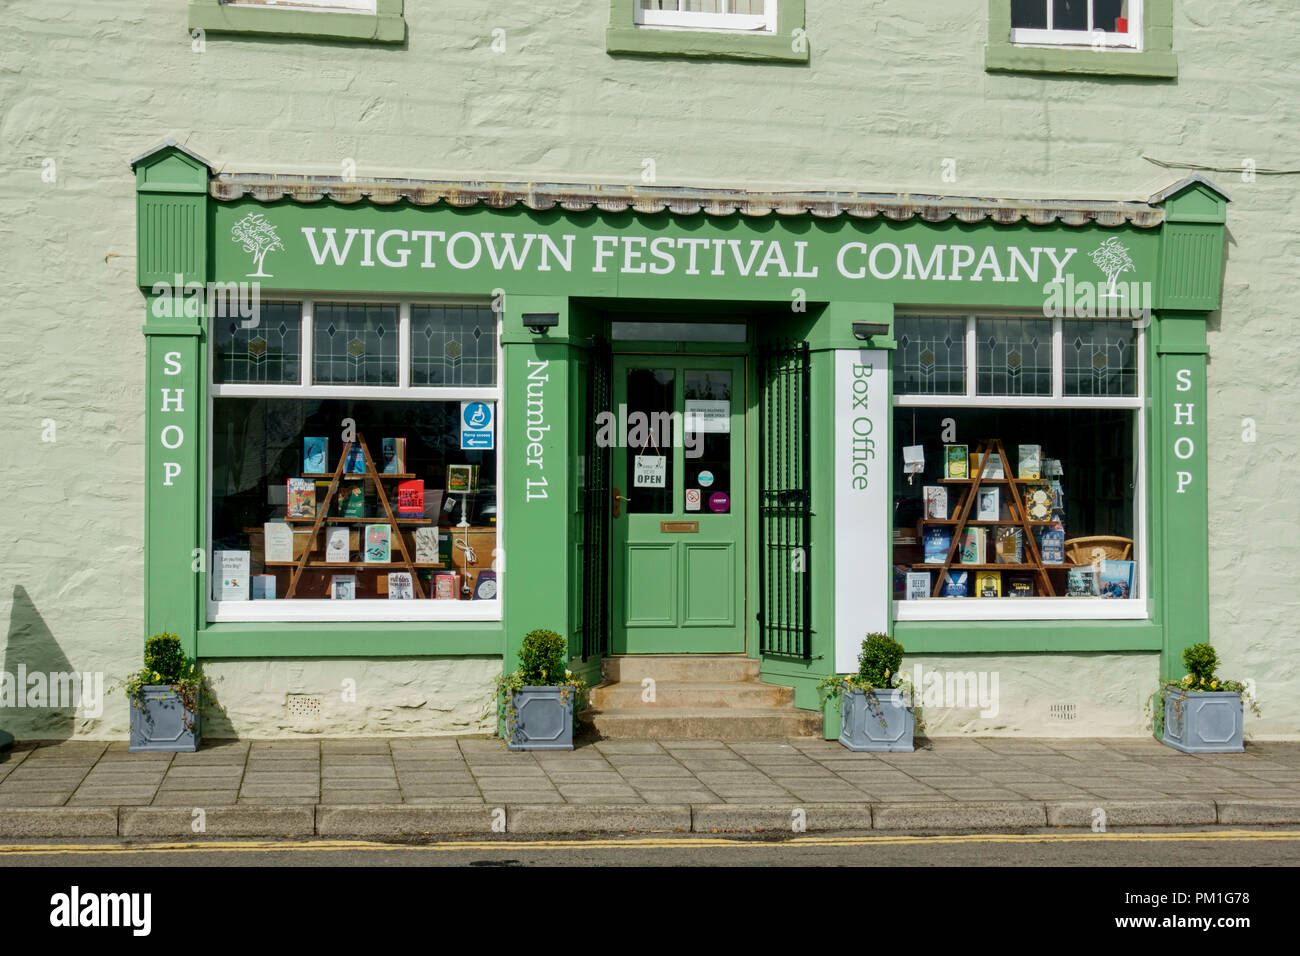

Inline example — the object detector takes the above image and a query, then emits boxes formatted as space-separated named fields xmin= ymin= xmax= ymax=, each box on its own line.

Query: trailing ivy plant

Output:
xmin=817 ymin=632 xmax=925 ymax=736
xmin=495 ymin=629 xmax=589 ymax=737
xmin=114 ymin=633 xmax=222 ymax=733
xmin=1145 ymin=641 xmax=1261 ymax=737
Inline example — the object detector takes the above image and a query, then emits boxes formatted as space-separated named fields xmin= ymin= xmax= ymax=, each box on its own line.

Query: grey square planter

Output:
xmin=1162 ymin=687 xmax=1244 ymax=753
xmin=129 ymin=685 xmax=200 ymax=753
xmin=506 ymin=686 xmax=574 ymax=751
xmin=839 ymin=685 xmax=915 ymax=752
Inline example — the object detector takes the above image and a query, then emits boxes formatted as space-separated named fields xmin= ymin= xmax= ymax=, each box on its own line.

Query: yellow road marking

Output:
xmin=1 ymin=829 xmax=1298 ymax=856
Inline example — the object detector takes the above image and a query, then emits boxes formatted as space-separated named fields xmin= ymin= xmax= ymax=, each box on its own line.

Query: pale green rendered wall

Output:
xmin=0 ymin=1 xmax=1295 ymax=738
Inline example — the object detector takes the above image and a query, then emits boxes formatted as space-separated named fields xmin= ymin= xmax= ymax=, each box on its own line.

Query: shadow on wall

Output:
xmin=1 ymin=585 xmax=86 ymax=742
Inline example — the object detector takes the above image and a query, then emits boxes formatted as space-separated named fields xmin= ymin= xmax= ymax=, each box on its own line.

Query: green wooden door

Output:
xmin=610 ymin=355 xmax=747 ymax=654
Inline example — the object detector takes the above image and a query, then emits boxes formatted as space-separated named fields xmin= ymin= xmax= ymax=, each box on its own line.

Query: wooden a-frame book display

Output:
xmin=279 ymin=433 xmax=430 ymax=599
xmin=913 ymin=438 xmax=1058 ymax=598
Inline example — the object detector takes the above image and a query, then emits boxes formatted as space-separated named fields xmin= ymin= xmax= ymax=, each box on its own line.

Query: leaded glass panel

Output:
xmin=1063 ymin=319 xmax=1137 ymax=396
xmin=894 ymin=316 xmax=966 ymax=396
xmin=312 ymin=303 xmax=399 ymax=386
xmin=410 ymin=304 xmax=497 ymax=387
xmin=213 ymin=301 xmax=302 ymax=384
xmin=976 ymin=317 xmax=1052 ymax=396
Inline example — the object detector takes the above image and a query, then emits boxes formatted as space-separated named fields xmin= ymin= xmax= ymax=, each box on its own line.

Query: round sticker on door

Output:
xmin=697 ymin=470 xmax=714 ymax=487
xmin=462 ymin=402 xmax=491 ymax=429
xmin=708 ymin=491 xmax=730 ymax=513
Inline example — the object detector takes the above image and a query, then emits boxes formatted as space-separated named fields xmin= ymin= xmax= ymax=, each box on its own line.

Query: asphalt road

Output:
xmin=2 ymin=827 xmax=1299 ymax=866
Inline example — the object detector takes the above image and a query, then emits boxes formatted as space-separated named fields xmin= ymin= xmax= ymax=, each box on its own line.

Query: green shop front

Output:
xmin=133 ymin=142 xmax=1228 ymax=738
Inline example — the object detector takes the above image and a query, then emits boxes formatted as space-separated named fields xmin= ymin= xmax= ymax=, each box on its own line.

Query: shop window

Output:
xmin=313 ymin=303 xmax=399 ymax=386
xmin=209 ymin=300 xmax=500 ymax=622
xmin=636 ymin=0 xmax=776 ymax=33
xmin=1010 ymin=0 xmax=1141 ymax=49
xmin=976 ymin=317 xmax=1053 ymax=397
xmin=213 ymin=301 xmax=302 ymax=385
xmin=410 ymin=304 xmax=497 ymax=387
xmin=892 ymin=313 xmax=1145 ymax=621
xmin=894 ymin=316 xmax=966 ymax=396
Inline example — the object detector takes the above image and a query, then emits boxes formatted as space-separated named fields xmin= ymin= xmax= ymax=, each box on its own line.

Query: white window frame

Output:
xmin=1011 ymin=0 xmax=1142 ymax=51
xmin=893 ymin=312 xmax=1147 ymax=623
xmin=636 ymin=0 xmax=777 ymax=34
xmin=225 ymin=0 xmax=377 ymax=14
xmin=207 ymin=294 xmax=503 ymax=623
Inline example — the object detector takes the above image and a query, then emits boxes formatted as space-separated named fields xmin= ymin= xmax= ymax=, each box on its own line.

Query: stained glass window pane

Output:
xmin=976 ymin=317 xmax=1052 ymax=396
xmin=894 ymin=316 xmax=966 ymax=396
xmin=1063 ymin=319 xmax=1137 ymax=396
xmin=313 ymin=303 xmax=398 ymax=386
xmin=410 ymin=304 xmax=497 ymax=387
xmin=213 ymin=301 xmax=302 ymax=384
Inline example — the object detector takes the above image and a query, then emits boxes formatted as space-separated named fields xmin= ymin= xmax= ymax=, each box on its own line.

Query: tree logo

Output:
xmin=231 ymin=212 xmax=284 ymax=278
xmin=1089 ymin=237 xmax=1136 ymax=298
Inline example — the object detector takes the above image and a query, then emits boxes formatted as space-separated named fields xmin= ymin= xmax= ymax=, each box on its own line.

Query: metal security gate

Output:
xmin=758 ymin=341 xmax=812 ymax=660
xmin=577 ymin=337 xmax=612 ymax=661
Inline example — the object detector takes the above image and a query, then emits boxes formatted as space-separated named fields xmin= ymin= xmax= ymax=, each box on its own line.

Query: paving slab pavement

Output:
xmin=1 ymin=735 xmax=1299 ymax=836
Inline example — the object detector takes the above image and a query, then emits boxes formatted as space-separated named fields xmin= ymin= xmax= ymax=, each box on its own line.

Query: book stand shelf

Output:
xmin=279 ymin=433 xmax=430 ymax=599
xmin=913 ymin=437 xmax=1059 ymax=597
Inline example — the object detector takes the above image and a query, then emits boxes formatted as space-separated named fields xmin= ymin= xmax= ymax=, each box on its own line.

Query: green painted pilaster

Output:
xmin=502 ymin=296 xmax=574 ymax=677
xmin=1152 ymin=312 xmax=1211 ymax=680
xmin=135 ymin=144 xmax=211 ymax=661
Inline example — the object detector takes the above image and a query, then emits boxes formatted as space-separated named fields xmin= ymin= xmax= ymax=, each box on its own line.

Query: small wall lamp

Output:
xmin=523 ymin=312 xmax=560 ymax=334
xmin=851 ymin=321 xmax=890 ymax=340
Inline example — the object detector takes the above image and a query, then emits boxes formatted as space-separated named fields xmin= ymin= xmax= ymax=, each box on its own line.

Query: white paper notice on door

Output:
xmin=684 ymin=399 xmax=730 ymax=434
xmin=634 ymin=454 xmax=666 ymax=488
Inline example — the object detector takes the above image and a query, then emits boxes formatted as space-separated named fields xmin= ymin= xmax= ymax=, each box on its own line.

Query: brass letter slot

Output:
xmin=660 ymin=521 xmax=699 ymax=533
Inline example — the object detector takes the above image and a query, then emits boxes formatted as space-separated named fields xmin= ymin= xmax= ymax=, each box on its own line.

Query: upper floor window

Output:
xmin=1011 ymin=0 xmax=1142 ymax=50
xmin=636 ymin=0 xmax=776 ymax=34
xmin=225 ymin=0 xmax=378 ymax=12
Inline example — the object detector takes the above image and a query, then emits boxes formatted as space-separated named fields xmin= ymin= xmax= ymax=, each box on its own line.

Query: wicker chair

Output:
xmin=1064 ymin=535 xmax=1132 ymax=564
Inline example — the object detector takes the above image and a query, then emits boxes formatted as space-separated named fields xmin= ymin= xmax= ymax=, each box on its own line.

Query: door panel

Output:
xmin=682 ymin=542 xmax=736 ymax=627
xmin=624 ymin=543 xmax=677 ymax=627
xmin=611 ymin=354 xmax=746 ymax=654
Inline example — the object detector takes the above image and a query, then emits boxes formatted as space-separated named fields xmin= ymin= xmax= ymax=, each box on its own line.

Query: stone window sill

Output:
xmin=187 ymin=0 xmax=406 ymax=44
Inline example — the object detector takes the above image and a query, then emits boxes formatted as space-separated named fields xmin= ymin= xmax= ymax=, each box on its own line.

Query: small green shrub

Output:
xmin=1182 ymin=642 xmax=1219 ymax=686
xmin=518 ymin=629 xmax=567 ymax=686
xmin=857 ymin=632 xmax=905 ymax=689
xmin=142 ymin=633 xmax=187 ymax=683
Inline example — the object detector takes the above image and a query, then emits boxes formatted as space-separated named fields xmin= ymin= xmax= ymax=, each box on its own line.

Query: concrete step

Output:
xmin=603 ymin=655 xmax=759 ymax=683
xmin=590 ymin=680 xmax=795 ymax=710
xmin=582 ymin=707 xmax=823 ymax=740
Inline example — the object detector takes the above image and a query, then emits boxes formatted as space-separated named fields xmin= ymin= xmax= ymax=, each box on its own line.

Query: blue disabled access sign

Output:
xmin=460 ymin=401 xmax=495 ymax=450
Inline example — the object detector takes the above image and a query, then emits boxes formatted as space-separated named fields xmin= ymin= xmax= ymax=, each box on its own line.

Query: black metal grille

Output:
xmin=577 ymin=337 xmax=612 ymax=662
xmin=758 ymin=340 xmax=812 ymax=660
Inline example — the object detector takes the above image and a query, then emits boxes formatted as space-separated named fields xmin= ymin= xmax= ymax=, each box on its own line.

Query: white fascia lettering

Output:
xmin=1007 ymin=246 xmax=1042 ymax=283
xmin=755 ymin=241 xmax=792 ymax=278
xmin=947 ymin=245 xmax=976 ymax=280
xmin=903 ymin=244 xmax=946 ymax=281
xmin=1044 ymin=247 xmax=1078 ymax=284
xmin=538 ymin=234 xmax=573 ymax=272
xmin=301 ymin=227 xmax=358 ymax=266
xmin=376 ymin=229 xmax=410 ymax=268
xmin=678 ymin=238 xmax=710 ymax=276
xmin=837 ymin=242 xmax=869 ymax=279
xmin=592 ymin=236 xmax=620 ymax=273
xmin=411 ymin=230 xmax=445 ymax=268
xmin=483 ymin=233 xmax=536 ymax=271
xmin=970 ymin=245 xmax=1006 ymax=282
